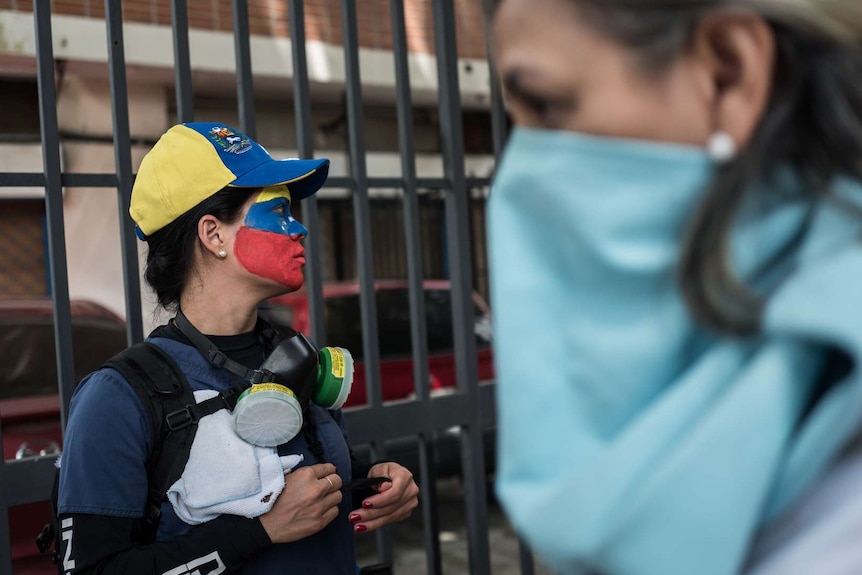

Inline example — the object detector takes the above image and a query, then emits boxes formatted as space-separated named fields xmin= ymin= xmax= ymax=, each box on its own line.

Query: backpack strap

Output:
xmin=36 ymin=344 xmax=191 ymax=561
xmin=37 ymin=340 xmax=247 ymax=560
xmin=103 ymin=343 xmax=200 ymax=539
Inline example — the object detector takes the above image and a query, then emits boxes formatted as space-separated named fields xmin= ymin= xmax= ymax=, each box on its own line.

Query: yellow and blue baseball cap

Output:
xmin=130 ymin=122 xmax=329 ymax=239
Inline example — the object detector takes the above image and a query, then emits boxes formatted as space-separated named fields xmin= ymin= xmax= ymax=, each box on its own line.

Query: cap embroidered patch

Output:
xmin=208 ymin=126 xmax=253 ymax=155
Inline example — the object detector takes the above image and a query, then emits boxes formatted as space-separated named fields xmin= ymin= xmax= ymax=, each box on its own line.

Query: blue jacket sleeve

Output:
xmin=58 ymin=369 xmax=272 ymax=574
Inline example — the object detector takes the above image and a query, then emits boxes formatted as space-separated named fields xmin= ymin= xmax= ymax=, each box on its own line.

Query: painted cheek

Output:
xmin=234 ymin=227 xmax=305 ymax=290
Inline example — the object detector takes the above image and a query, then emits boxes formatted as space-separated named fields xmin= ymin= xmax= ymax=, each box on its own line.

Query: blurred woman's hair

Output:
xmin=144 ymin=188 xmax=257 ymax=310
xmin=497 ymin=0 xmax=862 ymax=334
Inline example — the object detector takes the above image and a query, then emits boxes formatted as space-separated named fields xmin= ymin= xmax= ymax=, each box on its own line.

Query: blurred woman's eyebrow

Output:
xmin=502 ymin=67 xmax=575 ymax=106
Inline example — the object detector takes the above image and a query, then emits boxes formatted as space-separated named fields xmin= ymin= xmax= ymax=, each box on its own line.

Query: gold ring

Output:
xmin=325 ymin=476 xmax=335 ymax=489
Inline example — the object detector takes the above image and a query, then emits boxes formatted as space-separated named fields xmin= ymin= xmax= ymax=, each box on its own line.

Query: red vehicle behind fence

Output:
xmin=264 ymin=280 xmax=495 ymax=407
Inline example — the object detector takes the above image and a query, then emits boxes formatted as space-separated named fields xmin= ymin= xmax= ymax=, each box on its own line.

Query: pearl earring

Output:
xmin=707 ymin=131 xmax=737 ymax=164
xmin=218 ymin=249 xmax=227 ymax=259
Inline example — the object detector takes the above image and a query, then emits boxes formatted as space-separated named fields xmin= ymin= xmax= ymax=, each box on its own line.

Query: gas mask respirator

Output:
xmin=233 ymin=332 xmax=353 ymax=447
xmin=175 ymin=311 xmax=354 ymax=447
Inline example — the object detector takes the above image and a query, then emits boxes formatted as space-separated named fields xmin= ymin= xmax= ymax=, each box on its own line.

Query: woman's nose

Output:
xmin=288 ymin=218 xmax=308 ymax=239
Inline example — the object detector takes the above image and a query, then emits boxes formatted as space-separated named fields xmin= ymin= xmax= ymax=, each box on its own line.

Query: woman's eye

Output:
xmin=271 ymin=204 xmax=287 ymax=217
xmin=501 ymin=71 xmax=574 ymax=128
xmin=522 ymin=93 xmax=552 ymax=117
xmin=510 ymin=91 xmax=573 ymax=128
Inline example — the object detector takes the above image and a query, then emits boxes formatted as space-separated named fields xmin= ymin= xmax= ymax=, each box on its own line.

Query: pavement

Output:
xmin=356 ymin=477 xmax=557 ymax=575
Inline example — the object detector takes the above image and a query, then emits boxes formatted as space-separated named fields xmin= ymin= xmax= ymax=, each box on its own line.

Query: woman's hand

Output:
xmin=259 ymin=463 xmax=343 ymax=544
xmin=349 ymin=462 xmax=419 ymax=533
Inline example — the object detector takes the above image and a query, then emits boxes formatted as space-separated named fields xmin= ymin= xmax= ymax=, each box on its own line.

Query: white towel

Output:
xmin=166 ymin=390 xmax=304 ymax=525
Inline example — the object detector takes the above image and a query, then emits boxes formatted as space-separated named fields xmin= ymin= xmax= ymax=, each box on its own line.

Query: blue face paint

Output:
xmin=244 ymin=187 xmax=308 ymax=237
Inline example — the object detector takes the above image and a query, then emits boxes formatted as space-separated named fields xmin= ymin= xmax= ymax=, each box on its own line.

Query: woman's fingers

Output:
xmin=351 ymin=500 xmax=419 ymax=533
xmin=350 ymin=475 xmax=419 ymax=532
xmin=311 ymin=463 xmax=337 ymax=479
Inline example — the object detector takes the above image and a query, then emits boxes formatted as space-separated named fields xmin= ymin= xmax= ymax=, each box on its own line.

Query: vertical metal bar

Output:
xmin=105 ymin=0 xmax=144 ymax=345
xmin=481 ymin=0 xmax=507 ymax=160
xmin=341 ymin=0 xmax=382 ymax=410
xmin=519 ymin=540 xmax=537 ymax=575
xmin=390 ymin=1 xmax=442 ymax=573
xmin=9 ymin=18 xmax=79 ymax=571
xmin=233 ymin=0 xmax=257 ymax=138
xmin=0 ymin=503 xmax=9 ymax=575
xmin=416 ymin=438 xmax=442 ymax=575
xmin=35 ymin=0 xmax=76 ymax=434
xmin=487 ymin=58 xmax=507 ymax=163
xmin=341 ymin=0 xmax=391 ymax=564
xmin=390 ymin=0 xmax=428 ymax=405
xmin=172 ymin=0 xmax=195 ymax=122
xmin=289 ymin=0 xmax=326 ymax=345
xmin=0 ymin=7 xmax=66 ymax=570
xmin=432 ymin=1 xmax=491 ymax=574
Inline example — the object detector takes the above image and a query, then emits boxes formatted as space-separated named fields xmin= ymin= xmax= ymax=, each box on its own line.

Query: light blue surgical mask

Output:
xmin=489 ymin=128 xmax=715 ymax=440
xmin=487 ymin=127 xmax=862 ymax=575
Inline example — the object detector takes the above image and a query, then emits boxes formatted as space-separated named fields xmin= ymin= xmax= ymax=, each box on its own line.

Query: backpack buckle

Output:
xmin=210 ymin=350 xmax=228 ymax=368
xmin=249 ymin=369 xmax=274 ymax=384
xmin=165 ymin=407 xmax=197 ymax=431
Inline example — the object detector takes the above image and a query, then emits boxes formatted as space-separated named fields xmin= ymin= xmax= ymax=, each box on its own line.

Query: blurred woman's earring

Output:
xmin=707 ymin=131 xmax=737 ymax=164
xmin=218 ymin=249 xmax=228 ymax=259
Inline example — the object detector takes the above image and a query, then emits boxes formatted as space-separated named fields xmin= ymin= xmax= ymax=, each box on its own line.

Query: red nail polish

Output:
xmin=362 ymin=501 xmax=374 ymax=509
xmin=355 ymin=524 xmax=367 ymax=533
xmin=349 ymin=513 xmax=361 ymax=523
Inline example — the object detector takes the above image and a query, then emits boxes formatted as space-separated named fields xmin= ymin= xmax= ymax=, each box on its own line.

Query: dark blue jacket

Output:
xmin=59 ymin=335 xmax=357 ymax=574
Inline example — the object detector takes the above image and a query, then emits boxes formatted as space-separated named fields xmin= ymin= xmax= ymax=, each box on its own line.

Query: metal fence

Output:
xmin=0 ymin=1 xmax=535 ymax=573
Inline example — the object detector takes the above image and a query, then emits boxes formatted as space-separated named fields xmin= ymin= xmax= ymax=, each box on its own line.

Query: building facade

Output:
xmin=0 ymin=0 xmax=496 ymax=331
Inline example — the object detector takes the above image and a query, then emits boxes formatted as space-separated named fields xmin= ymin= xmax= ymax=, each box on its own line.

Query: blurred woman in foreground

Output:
xmin=488 ymin=1 xmax=862 ymax=574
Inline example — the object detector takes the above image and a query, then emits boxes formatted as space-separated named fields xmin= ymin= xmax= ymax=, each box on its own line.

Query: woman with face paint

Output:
xmin=234 ymin=185 xmax=309 ymax=291
xmin=488 ymin=2 xmax=862 ymax=575
xmin=56 ymin=123 xmax=418 ymax=575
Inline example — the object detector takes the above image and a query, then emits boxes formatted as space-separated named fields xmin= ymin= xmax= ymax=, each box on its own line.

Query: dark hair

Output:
xmin=144 ymin=187 xmax=257 ymax=310
xmin=496 ymin=0 xmax=862 ymax=334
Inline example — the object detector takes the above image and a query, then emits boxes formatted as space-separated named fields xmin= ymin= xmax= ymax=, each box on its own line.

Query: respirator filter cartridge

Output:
xmin=233 ymin=383 xmax=303 ymax=448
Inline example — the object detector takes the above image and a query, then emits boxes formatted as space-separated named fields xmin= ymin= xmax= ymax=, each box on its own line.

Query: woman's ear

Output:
xmin=198 ymin=214 xmax=226 ymax=258
xmin=690 ymin=11 xmax=776 ymax=149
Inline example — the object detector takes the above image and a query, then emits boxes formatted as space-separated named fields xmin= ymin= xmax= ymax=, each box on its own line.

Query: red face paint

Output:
xmin=235 ymin=227 xmax=305 ymax=290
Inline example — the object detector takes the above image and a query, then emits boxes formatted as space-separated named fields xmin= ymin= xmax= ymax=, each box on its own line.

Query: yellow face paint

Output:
xmin=256 ymin=184 xmax=292 ymax=204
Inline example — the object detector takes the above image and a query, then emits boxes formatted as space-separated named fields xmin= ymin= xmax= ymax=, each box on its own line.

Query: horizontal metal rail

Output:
xmin=0 ymin=173 xmax=492 ymax=190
